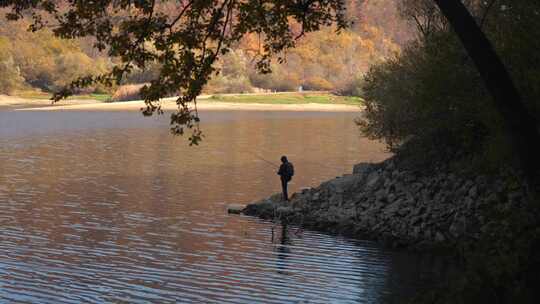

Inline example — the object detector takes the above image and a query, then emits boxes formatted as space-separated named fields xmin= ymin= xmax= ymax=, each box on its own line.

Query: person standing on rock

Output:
xmin=277 ymin=156 xmax=294 ymax=201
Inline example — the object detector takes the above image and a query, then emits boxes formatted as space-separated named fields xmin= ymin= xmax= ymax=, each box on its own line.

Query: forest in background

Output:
xmin=0 ymin=0 xmax=412 ymax=99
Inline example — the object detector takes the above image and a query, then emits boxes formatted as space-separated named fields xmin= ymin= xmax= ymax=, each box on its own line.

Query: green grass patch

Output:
xmin=13 ymin=90 xmax=111 ymax=102
xmin=208 ymin=92 xmax=362 ymax=105
xmin=70 ymin=94 xmax=111 ymax=102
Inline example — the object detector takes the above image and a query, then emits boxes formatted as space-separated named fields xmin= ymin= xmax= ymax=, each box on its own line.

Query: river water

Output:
xmin=0 ymin=109 xmax=442 ymax=303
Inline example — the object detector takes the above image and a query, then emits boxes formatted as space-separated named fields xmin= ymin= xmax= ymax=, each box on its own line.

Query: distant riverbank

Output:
xmin=1 ymin=92 xmax=362 ymax=112
xmin=0 ymin=94 xmax=103 ymax=110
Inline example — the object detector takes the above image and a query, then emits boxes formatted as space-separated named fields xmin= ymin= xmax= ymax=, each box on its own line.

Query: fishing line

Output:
xmin=247 ymin=151 xmax=279 ymax=168
xmin=246 ymin=150 xmax=347 ymax=174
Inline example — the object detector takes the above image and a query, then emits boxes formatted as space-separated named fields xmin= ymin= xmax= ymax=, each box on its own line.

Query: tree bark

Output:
xmin=433 ymin=0 xmax=540 ymax=188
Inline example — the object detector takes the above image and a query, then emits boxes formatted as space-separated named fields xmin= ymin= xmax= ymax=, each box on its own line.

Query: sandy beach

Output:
xmin=0 ymin=95 xmax=98 ymax=109
xmin=1 ymin=94 xmax=362 ymax=112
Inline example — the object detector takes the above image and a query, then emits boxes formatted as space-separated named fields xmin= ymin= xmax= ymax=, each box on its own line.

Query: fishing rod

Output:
xmin=246 ymin=150 xmax=347 ymax=172
xmin=247 ymin=151 xmax=279 ymax=168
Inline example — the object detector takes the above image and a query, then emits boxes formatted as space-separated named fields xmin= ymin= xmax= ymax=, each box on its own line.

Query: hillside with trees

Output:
xmin=0 ymin=1 xmax=410 ymax=97
xmin=0 ymin=17 xmax=111 ymax=95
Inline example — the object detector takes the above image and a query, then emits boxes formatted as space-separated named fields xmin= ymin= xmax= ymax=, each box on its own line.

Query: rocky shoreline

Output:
xmin=241 ymin=157 xmax=529 ymax=251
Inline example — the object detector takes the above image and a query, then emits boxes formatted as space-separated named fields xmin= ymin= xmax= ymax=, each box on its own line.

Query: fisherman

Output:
xmin=277 ymin=156 xmax=294 ymax=201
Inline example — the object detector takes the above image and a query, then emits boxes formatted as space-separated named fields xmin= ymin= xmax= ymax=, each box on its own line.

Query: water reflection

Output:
xmin=0 ymin=110 xmax=440 ymax=303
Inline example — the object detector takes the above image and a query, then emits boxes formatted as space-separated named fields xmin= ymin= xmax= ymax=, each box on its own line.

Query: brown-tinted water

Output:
xmin=0 ymin=110 xmax=441 ymax=303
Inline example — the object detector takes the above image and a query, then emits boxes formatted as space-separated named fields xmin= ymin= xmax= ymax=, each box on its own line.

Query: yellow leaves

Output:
xmin=258 ymin=25 xmax=401 ymax=91
xmin=305 ymin=76 xmax=333 ymax=91
xmin=0 ymin=17 xmax=112 ymax=91
xmin=238 ymin=33 xmax=268 ymax=59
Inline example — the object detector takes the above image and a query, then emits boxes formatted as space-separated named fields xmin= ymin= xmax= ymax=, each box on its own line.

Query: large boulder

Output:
xmin=365 ymin=171 xmax=382 ymax=189
xmin=322 ymin=174 xmax=361 ymax=194
xmin=243 ymin=199 xmax=286 ymax=218
xmin=353 ymin=162 xmax=373 ymax=176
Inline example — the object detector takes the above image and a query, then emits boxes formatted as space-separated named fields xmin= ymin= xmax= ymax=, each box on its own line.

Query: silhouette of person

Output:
xmin=277 ymin=156 xmax=292 ymax=201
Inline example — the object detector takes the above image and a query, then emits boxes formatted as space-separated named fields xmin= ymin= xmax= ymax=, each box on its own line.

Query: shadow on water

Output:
xmin=271 ymin=224 xmax=296 ymax=278
xmin=265 ymin=222 xmax=449 ymax=303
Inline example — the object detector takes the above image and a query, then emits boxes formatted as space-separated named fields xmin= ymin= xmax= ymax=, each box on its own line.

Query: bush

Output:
xmin=0 ymin=57 xmax=25 ymax=94
xmin=0 ymin=54 xmax=25 ymax=95
xmin=0 ymin=38 xmax=25 ymax=94
xmin=124 ymin=63 xmax=161 ymax=84
xmin=357 ymin=1 xmax=540 ymax=167
xmin=248 ymin=63 xmax=301 ymax=92
xmin=112 ymin=84 xmax=146 ymax=101
xmin=92 ymin=83 xmax=116 ymax=95
xmin=304 ymin=76 xmax=334 ymax=91
xmin=357 ymin=31 xmax=512 ymax=167
xmin=335 ymin=75 xmax=364 ymax=96
xmin=205 ymin=75 xmax=254 ymax=94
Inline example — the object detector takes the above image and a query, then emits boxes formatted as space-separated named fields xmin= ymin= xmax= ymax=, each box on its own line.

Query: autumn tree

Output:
xmin=0 ymin=17 xmax=111 ymax=92
xmin=0 ymin=37 xmax=25 ymax=94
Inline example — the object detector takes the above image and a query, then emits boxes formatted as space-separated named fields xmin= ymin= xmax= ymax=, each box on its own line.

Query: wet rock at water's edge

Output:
xmin=227 ymin=204 xmax=246 ymax=214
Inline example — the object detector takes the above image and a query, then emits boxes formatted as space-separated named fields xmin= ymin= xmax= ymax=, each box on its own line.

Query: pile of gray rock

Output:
xmin=243 ymin=157 xmax=529 ymax=250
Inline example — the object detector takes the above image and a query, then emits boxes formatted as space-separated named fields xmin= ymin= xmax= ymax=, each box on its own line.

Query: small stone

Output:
xmin=468 ymin=185 xmax=478 ymax=198
xmin=375 ymin=189 xmax=387 ymax=202
xmin=398 ymin=207 xmax=410 ymax=217
xmin=435 ymin=232 xmax=445 ymax=242
xmin=276 ymin=206 xmax=293 ymax=216
xmin=227 ymin=204 xmax=246 ymax=214
xmin=366 ymin=171 xmax=381 ymax=189
xmin=383 ymin=200 xmax=402 ymax=216
xmin=464 ymin=197 xmax=475 ymax=209
xmin=353 ymin=162 xmax=373 ymax=175
xmin=449 ymin=216 xmax=467 ymax=238
xmin=329 ymin=194 xmax=344 ymax=206
xmin=411 ymin=216 xmax=422 ymax=225
xmin=485 ymin=193 xmax=498 ymax=204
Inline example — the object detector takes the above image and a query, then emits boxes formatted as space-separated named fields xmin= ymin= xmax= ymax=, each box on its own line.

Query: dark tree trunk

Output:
xmin=433 ymin=0 xmax=540 ymax=188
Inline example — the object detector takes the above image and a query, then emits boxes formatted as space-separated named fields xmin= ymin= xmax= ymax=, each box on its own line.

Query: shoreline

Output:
xmin=0 ymin=95 xmax=101 ymax=110
xmin=1 ymin=93 xmax=362 ymax=112
xmin=240 ymin=156 xmax=529 ymax=253
xmin=16 ymin=100 xmax=362 ymax=112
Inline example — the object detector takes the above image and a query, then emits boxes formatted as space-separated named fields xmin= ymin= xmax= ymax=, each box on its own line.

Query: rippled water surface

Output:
xmin=0 ymin=110 xmax=441 ymax=303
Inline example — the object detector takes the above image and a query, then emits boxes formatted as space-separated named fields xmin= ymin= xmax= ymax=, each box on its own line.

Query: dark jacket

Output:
xmin=278 ymin=162 xmax=292 ymax=181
